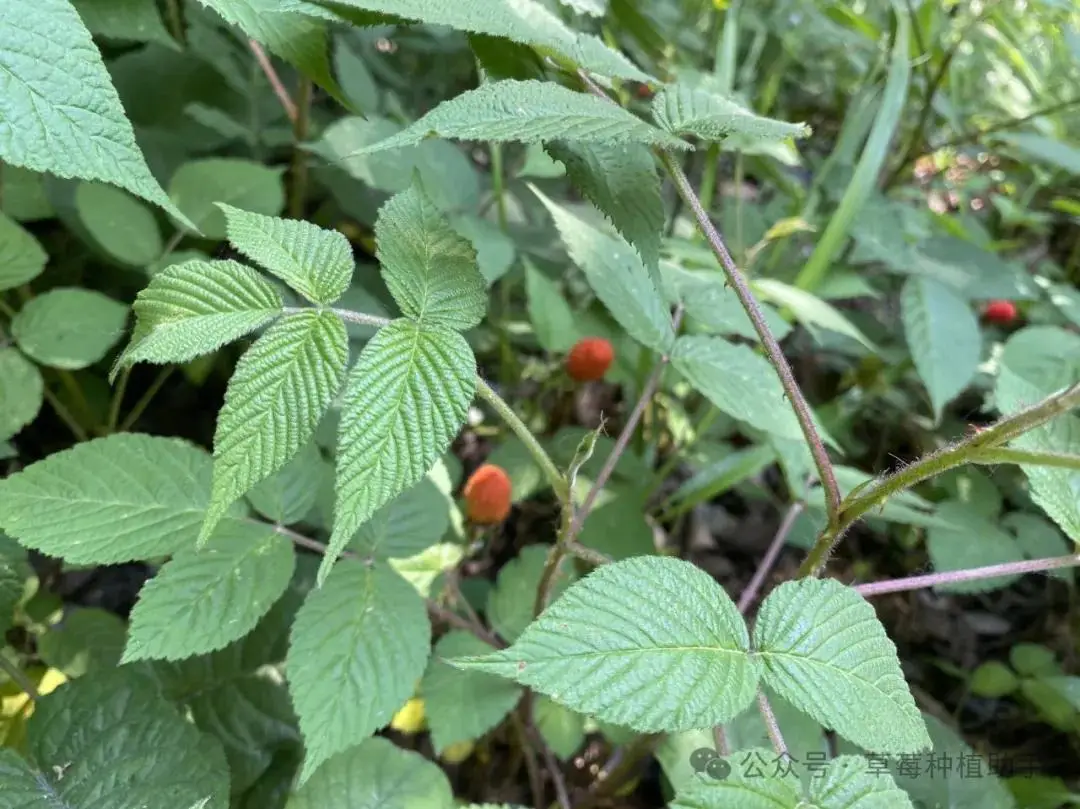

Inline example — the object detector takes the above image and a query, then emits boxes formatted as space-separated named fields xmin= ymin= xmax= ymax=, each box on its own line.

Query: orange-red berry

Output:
xmin=984 ymin=300 xmax=1018 ymax=325
xmin=463 ymin=464 xmax=513 ymax=524
xmin=635 ymin=84 xmax=653 ymax=99
xmin=566 ymin=337 xmax=614 ymax=382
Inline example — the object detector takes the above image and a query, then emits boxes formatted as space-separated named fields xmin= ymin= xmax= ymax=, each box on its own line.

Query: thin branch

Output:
xmin=713 ymin=725 xmax=729 ymax=756
xmin=289 ymin=77 xmax=312 ymax=219
xmin=511 ymin=710 xmax=547 ymax=809
xmin=117 ymin=367 xmax=175 ymax=432
xmin=756 ymin=691 xmax=788 ymax=757
xmin=856 ymin=554 xmax=1080 ymax=597
xmin=106 ymin=367 xmax=130 ymax=434
xmin=41 ymin=385 xmax=88 ymax=442
xmin=927 ymin=96 xmax=1080 ymax=153
xmin=737 ymin=501 xmax=805 ymax=614
xmin=249 ymin=40 xmax=298 ymax=124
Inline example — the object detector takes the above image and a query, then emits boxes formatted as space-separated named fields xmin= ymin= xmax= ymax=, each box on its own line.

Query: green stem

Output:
xmin=643 ymin=405 xmax=719 ymax=500
xmin=970 ymin=447 xmax=1080 ymax=471
xmin=42 ymin=385 xmax=88 ymax=442
xmin=118 ymin=367 xmax=175 ymax=432
xmin=733 ymin=150 xmax=744 ymax=264
xmin=697 ymin=144 xmax=720 ymax=216
xmin=0 ymin=654 xmax=38 ymax=701
xmin=105 ymin=367 xmax=130 ymax=434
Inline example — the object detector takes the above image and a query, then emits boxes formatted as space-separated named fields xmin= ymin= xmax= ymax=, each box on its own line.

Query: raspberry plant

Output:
xmin=1 ymin=0 xmax=1079 ymax=807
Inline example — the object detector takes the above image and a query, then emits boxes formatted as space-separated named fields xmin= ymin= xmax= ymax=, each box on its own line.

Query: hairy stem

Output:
xmin=756 ymin=691 xmax=788 ymax=757
xmin=969 ymin=446 xmax=1080 ymax=471
xmin=856 ymin=553 xmax=1080 ymax=597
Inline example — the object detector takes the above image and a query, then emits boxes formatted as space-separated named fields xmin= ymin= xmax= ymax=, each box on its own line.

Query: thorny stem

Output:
xmin=799 ymin=383 xmax=1080 ymax=577
xmin=856 ymin=553 xmax=1080 ymax=597
xmin=756 ymin=691 xmax=789 ymax=757
xmin=249 ymin=40 xmax=298 ymax=124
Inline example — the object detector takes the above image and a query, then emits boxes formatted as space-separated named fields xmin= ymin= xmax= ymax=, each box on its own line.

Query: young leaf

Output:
xmin=0 ymin=668 xmax=230 ymax=808
xmin=752 ymin=578 xmax=931 ymax=754
xmin=376 ymin=183 xmax=487 ymax=330
xmin=546 ymin=142 xmax=664 ymax=273
xmin=168 ymin=159 xmax=285 ymax=239
xmin=202 ymin=310 xmax=348 ymax=543
xmin=124 ymin=523 xmax=295 ymax=662
xmin=651 ymin=84 xmax=810 ymax=145
xmin=287 ymin=560 xmax=431 ymax=784
xmin=351 ymin=81 xmax=688 ymax=156
xmin=534 ymin=188 xmax=674 ymax=353
xmin=900 ymin=277 xmax=981 ymax=421
xmin=325 ymin=320 xmax=475 ymax=584
xmin=0 ymin=434 xmax=246 ymax=565
xmin=0 ymin=211 xmax=47 ymax=291
xmin=285 ymin=736 xmax=453 ymax=809
xmin=217 ymin=204 xmax=354 ymax=305
xmin=453 ymin=556 xmax=760 ymax=732
xmin=421 ymin=631 xmax=523 ymax=754
xmin=350 ymin=477 xmax=451 ymax=559
xmin=118 ymin=259 xmax=283 ymax=371
xmin=0 ymin=0 xmax=191 ymax=227
xmin=75 ymin=181 xmax=163 ymax=267
xmin=12 ymin=288 xmax=128 ymax=370
xmin=0 ymin=348 xmax=43 ymax=441
xmin=671 ymin=335 xmax=805 ymax=441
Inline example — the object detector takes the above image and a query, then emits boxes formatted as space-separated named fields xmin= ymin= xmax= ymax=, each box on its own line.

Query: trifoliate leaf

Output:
xmin=0 ymin=211 xmax=46 ymax=290
xmin=12 ymin=288 xmax=128 ymax=370
xmin=247 ymin=441 xmax=325 ymax=525
xmin=202 ymin=310 xmax=347 ymax=543
xmin=0 ymin=348 xmax=43 ymax=441
xmin=0 ymin=0 xmax=190 ymax=226
xmin=0 ymin=434 xmax=246 ymax=565
xmin=534 ymin=696 xmax=585 ymax=759
xmin=218 ymin=204 xmax=354 ymax=305
xmin=352 ymin=81 xmax=687 ymax=156
xmin=118 ymin=259 xmax=283 ymax=370
xmin=309 ymin=0 xmax=650 ymax=82
xmin=350 ymin=477 xmax=450 ymax=559
xmin=75 ymin=181 xmax=163 ymax=266
xmin=124 ymin=523 xmax=295 ymax=662
xmin=285 ymin=736 xmax=453 ymax=809
xmin=652 ymin=84 xmax=810 ymax=145
xmin=324 ymin=320 xmax=475 ymax=584
xmin=0 ymin=668 xmax=230 ymax=808
xmin=752 ymin=578 xmax=930 ymax=754
xmin=926 ymin=502 xmax=1024 ymax=593
xmin=287 ymin=560 xmax=431 ymax=784
xmin=421 ymin=631 xmax=523 ymax=754
xmin=534 ymin=188 xmax=674 ymax=353
xmin=169 ymin=158 xmax=285 ymax=239
xmin=900 ymin=277 xmax=981 ymax=421
xmin=671 ymin=335 xmax=803 ymax=441
xmin=486 ymin=544 xmax=577 ymax=643
xmin=376 ymin=183 xmax=487 ymax=330
xmin=546 ymin=142 xmax=663 ymax=273
xmin=36 ymin=608 xmax=126 ymax=678
xmin=453 ymin=556 xmax=759 ymax=732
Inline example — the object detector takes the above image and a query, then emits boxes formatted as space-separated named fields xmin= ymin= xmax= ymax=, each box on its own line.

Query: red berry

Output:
xmin=566 ymin=337 xmax=614 ymax=382
xmin=983 ymin=300 xmax=1018 ymax=324
xmin=636 ymin=84 xmax=653 ymax=99
xmin=463 ymin=464 xmax=512 ymax=524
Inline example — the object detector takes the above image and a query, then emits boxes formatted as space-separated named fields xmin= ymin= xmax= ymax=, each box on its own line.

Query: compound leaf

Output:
xmin=12 ymin=288 xmax=128 ymax=370
xmin=753 ymin=578 xmax=930 ymax=754
xmin=218 ymin=204 xmax=354 ymax=305
xmin=118 ymin=259 xmax=283 ymax=371
xmin=452 ymin=556 xmax=760 ymax=732
xmin=202 ymin=310 xmax=347 ymax=543
xmin=124 ymin=522 xmax=295 ymax=662
xmin=376 ymin=183 xmax=487 ymax=330
xmin=325 ymin=320 xmax=475 ymax=584
xmin=352 ymin=81 xmax=687 ymax=155
xmin=287 ymin=560 xmax=431 ymax=784
xmin=652 ymin=84 xmax=810 ymax=145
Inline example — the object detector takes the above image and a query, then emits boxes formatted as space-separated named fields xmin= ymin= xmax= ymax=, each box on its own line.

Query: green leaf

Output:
xmin=0 ymin=434 xmax=246 ymax=565
xmin=376 ymin=183 xmax=487 ymax=330
xmin=0 ymin=211 xmax=47 ymax=290
xmin=0 ymin=668 xmax=230 ymax=808
xmin=451 ymin=214 xmax=516 ymax=284
xmin=486 ymin=544 xmax=577 ymax=644
xmin=807 ymin=755 xmax=915 ymax=808
xmin=352 ymin=81 xmax=687 ymax=156
xmin=119 ymin=259 xmax=283 ymax=369
xmin=285 ymin=736 xmax=453 ymax=809
xmin=0 ymin=0 xmax=190 ymax=227
xmin=970 ymin=661 xmax=1019 ymax=698
xmin=421 ymin=631 xmax=523 ymax=754
xmin=534 ymin=188 xmax=674 ymax=353
xmin=453 ymin=556 xmax=760 ymax=732
xmin=534 ymin=696 xmax=585 ymax=759
xmin=350 ymin=477 xmax=450 ymax=560
xmin=70 ymin=0 xmax=176 ymax=47
xmin=218 ymin=205 xmax=354 ymax=305
xmin=287 ymin=559 xmax=431 ymax=784
xmin=752 ymin=578 xmax=930 ymax=754
xmin=671 ymin=335 xmax=803 ymax=441
xmin=669 ymin=747 xmax=802 ymax=809
xmin=900 ymin=277 xmax=981 ymax=421
xmin=124 ymin=523 xmax=295 ymax=662
xmin=546 ymin=142 xmax=664 ymax=273
xmin=307 ymin=0 xmax=650 ymax=82
xmin=0 ymin=348 xmax=43 ymax=441
xmin=202 ymin=310 xmax=347 ymax=543
xmin=247 ymin=441 xmax=325 ymax=525
xmin=524 ymin=259 xmax=577 ymax=353
xmin=652 ymin=84 xmax=810 ymax=145
xmin=325 ymin=320 xmax=475 ymax=584
xmin=75 ymin=181 xmax=164 ymax=266
xmin=37 ymin=607 xmax=126 ymax=678
xmin=997 ymin=132 xmax=1080 ymax=175
xmin=1 ymin=166 xmax=53 ymax=223
xmin=661 ymin=264 xmax=792 ymax=341
xmin=12 ymin=288 xmax=128 ymax=370
xmin=0 ymin=535 xmax=29 ymax=636
xmin=926 ymin=502 xmax=1024 ymax=593
xmin=1003 ymin=513 xmax=1073 ymax=583
xmin=169 ymin=159 xmax=285 ymax=239
xmin=752 ymin=278 xmax=877 ymax=352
